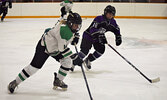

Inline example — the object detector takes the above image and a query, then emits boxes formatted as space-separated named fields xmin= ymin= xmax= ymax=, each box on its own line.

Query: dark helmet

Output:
xmin=67 ymin=13 xmax=82 ymax=33
xmin=104 ymin=5 xmax=116 ymax=16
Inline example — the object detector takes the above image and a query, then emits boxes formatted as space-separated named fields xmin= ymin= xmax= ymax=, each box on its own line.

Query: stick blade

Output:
xmin=151 ymin=77 xmax=160 ymax=83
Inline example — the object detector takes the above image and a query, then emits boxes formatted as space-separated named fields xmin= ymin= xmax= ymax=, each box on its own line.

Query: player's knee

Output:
xmin=87 ymin=50 xmax=104 ymax=62
xmin=96 ymin=48 xmax=105 ymax=54
xmin=30 ymin=62 xmax=43 ymax=69
xmin=60 ymin=57 xmax=72 ymax=68
xmin=80 ymin=49 xmax=89 ymax=57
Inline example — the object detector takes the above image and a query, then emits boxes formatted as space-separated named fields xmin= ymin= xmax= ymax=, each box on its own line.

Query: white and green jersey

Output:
xmin=60 ymin=0 xmax=73 ymax=13
xmin=41 ymin=22 xmax=74 ymax=57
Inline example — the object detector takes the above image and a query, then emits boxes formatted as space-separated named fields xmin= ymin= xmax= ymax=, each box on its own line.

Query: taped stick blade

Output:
xmin=151 ymin=77 xmax=160 ymax=83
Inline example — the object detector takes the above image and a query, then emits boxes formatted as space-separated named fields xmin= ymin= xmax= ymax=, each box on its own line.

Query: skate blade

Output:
xmin=53 ymin=86 xmax=67 ymax=91
xmin=7 ymin=84 xmax=18 ymax=94
xmin=62 ymin=88 xmax=67 ymax=91
xmin=7 ymin=86 xmax=13 ymax=94
xmin=53 ymin=86 xmax=58 ymax=90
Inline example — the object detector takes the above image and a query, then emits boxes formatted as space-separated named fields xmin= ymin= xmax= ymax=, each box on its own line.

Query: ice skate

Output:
xmin=8 ymin=80 xmax=18 ymax=94
xmin=1 ymin=18 xmax=4 ymax=22
xmin=70 ymin=64 xmax=75 ymax=72
xmin=53 ymin=73 xmax=68 ymax=91
xmin=83 ymin=58 xmax=91 ymax=71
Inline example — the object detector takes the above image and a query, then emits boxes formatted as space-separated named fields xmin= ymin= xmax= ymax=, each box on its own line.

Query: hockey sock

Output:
xmin=78 ymin=51 xmax=86 ymax=59
xmin=15 ymin=65 xmax=39 ymax=85
xmin=57 ymin=66 xmax=70 ymax=81
xmin=88 ymin=51 xmax=103 ymax=62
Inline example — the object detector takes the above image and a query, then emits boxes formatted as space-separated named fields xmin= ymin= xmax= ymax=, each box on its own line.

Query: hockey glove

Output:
xmin=115 ymin=35 xmax=122 ymax=46
xmin=76 ymin=56 xmax=83 ymax=67
xmin=71 ymin=54 xmax=83 ymax=66
xmin=52 ymin=52 xmax=64 ymax=62
xmin=98 ymin=34 xmax=107 ymax=44
xmin=71 ymin=33 xmax=80 ymax=45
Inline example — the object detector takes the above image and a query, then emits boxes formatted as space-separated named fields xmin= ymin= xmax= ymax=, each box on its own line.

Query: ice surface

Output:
xmin=0 ymin=18 xmax=167 ymax=100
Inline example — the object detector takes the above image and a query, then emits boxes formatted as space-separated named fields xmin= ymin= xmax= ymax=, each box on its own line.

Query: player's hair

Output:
xmin=60 ymin=20 xmax=67 ymax=24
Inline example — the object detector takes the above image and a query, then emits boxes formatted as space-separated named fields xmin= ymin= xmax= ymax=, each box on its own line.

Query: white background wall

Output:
xmin=8 ymin=3 xmax=167 ymax=17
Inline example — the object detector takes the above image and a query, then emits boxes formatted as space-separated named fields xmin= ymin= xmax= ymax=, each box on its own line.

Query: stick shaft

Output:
xmin=74 ymin=45 xmax=93 ymax=100
xmin=107 ymin=44 xmax=152 ymax=83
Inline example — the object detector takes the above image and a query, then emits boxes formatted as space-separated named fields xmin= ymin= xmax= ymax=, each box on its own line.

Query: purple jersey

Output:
xmin=83 ymin=15 xmax=120 ymax=43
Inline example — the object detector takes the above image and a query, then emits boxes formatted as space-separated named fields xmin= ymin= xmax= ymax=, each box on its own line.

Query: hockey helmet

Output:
xmin=67 ymin=13 xmax=82 ymax=33
xmin=104 ymin=5 xmax=116 ymax=16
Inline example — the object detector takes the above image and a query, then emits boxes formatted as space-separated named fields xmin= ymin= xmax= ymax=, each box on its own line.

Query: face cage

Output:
xmin=70 ymin=23 xmax=82 ymax=33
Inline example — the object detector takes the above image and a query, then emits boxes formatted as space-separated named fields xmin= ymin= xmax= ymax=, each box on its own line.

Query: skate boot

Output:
xmin=1 ymin=18 xmax=4 ymax=22
xmin=70 ymin=64 xmax=75 ymax=72
xmin=53 ymin=73 xmax=68 ymax=91
xmin=1 ymin=16 xmax=5 ymax=22
xmin=8 ymin=80 xmax=18 ymax=94
xmin=83 ymin=58 xmax=91 ymax=71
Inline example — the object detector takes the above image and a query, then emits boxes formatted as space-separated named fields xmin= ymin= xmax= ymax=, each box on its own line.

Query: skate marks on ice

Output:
xmin=123 ymin=37 xmax=167 ymax=48
xmin=106 ymin=36 xmax=167 ymax=49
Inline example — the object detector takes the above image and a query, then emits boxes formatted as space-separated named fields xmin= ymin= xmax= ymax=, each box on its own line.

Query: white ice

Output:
xmin=0 ymin=18 xmax=167 ymax=100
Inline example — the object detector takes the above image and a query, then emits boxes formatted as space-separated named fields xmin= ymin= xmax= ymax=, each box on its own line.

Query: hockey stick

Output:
xmin=74 ymin=44 xmax=93 ymax=100
xmin=107 ymin=43 xmax=160 ymax=83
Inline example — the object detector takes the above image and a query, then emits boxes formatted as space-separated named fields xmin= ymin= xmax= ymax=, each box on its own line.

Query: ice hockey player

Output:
xmin=8 ymin=12 xmax=82 ymax=93
xmin=0 ymin=0 xmax=12 ymax=22
xmin=60 ymin=0 xmax=73 ymax=20
xmin=70 ymin=5 xmax=122 ymax=71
